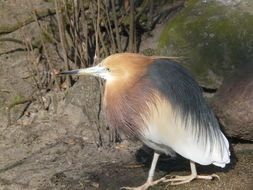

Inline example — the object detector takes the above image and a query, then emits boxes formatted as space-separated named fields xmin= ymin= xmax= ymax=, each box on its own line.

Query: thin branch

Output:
xmin=111 ymin=0 xmax=122 ymax=52
xmin=104 ymin=0 xmax=116 ymax=53
xmin=136 ymin=0 xmax=149 ymax=19
xmin=6 ymin=97 xmax=35 ymax=127
xmin=128 ymin=0 xmax=136 ymax=52
xmin=55 ymin=0 xmax=71 ymax=87
xmin=33 ymin=11 xmax=61 ymax=91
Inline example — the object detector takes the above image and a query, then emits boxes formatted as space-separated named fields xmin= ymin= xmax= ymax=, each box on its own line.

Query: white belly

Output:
xmin=140 ymin=96 xmax=230 ymax=168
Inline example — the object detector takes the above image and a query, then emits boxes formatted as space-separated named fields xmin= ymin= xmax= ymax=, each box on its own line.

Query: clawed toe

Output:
xmin=161 ymin=173 xmax=220 ymax=186
xmin=120 ymin=181 xmax=152 ymax=190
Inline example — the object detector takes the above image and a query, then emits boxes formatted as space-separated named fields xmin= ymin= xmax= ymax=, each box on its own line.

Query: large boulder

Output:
xmin=211 ymin=65 xmax=253 ymax=141
xmin=139 ymin=0 xmax=253 ymax=141
xmin=157 ymin=0 xmax=253 ymax=88
xmin=0 ymin=0 xmax=54 ymax=127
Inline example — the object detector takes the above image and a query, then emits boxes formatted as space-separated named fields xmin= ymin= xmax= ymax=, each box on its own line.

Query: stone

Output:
xmin=61 ymin=76 xmax=112 ymax=146
xmin=0 ymin=0 xmax=54 ymax=127
xmin=211 ymin=65 xmax=253 ymax=141
xmin=157 ymin=0 xmax=253 ymax=88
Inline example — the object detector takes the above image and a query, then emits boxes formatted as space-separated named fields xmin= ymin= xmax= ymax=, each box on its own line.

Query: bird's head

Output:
xmin=59 ymin=53 xmax=152 ymax=84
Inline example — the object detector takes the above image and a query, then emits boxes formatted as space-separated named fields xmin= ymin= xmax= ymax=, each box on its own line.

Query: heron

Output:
xmin=60 ymin=53 xmax=230 ymax=190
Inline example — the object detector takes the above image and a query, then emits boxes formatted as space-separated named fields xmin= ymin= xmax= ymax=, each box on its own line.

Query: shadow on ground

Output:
xmin=0 ymin=118 xmax=252 ymax=190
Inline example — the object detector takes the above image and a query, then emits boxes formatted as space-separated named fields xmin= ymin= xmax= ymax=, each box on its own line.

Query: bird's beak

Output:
xmin=59 ymin=65 xmax=107 ymax=77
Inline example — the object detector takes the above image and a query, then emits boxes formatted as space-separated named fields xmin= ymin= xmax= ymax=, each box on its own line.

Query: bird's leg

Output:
xmin=121 ymin=152 xmax=164 ymax=190
xmin=161 ymin=160 xmax=220 ymax=185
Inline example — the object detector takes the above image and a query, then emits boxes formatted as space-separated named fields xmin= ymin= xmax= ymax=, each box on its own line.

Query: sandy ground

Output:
xmin=90 ymin=144 xmax=253 ymax=190
xmin=0 ymin=106 xmax=252 ymax=190
xmin=0 ymin=117 xmax=252 ymax=190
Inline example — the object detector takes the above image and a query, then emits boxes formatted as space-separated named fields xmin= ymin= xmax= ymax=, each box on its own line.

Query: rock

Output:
xmin=211 ymin=65 xmax=253 ymax=141
xmin=157 ymin=0 xmax=253 ymax=88
xmin=140 ymin=23 xmax=168 ymax=55
xmin=60 ymin=76 xmax=112 ymax=146
xmin=0 ymin=0 xmax=54 ymax=127
xmin=61 ymin=103 xmax=87 ymax=126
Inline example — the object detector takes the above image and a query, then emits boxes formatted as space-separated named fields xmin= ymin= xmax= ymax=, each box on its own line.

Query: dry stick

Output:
xmin=62 ymin=1 xmax=77 ymax=66
xmin=68 ymin=0 xmax=82 ymax=67
xmin=91 ymin=3 xmax=100 ymax=59
xmin=98 ymin=28 xmax=108 ymax=57
xmin=146 ymin=0 xmax=154 ymax=30
xmin=153 ymin=1 xmax=185 ymax=23
xmin=104 ymin=0 xmax=117 ymax=53
xmin=136 ymin=0 xmax=149 ymax=19
xmin=80 ymin=3 xmax=89 ymax=67
xmin=6 ymin=97 xmax=35 ymax=127
xmin=23 ymin=36 xmax=45 ymax=109
xmin=73 ymin=0 xmax=79 ymax=69
xmin=55 ymin=0 xmax=71 ymax=88
xmin=0 ymin=89 xmax=10 ymax=93
xmin=34 ymin=22 xmax=59 ymax=45
xmin=80 ymin=1 xmax=89 ymax=67
xmin=111 ymin=0 xmax=122 ymax=52
xmin=82 ymin=20 xmax=89 ymax=67
xmin=60 ymin=0 xmax=72 ymax=51
xmin=63 ymin=0 xmax=78 ymax=61
xmin=97 ymin=0 xmax=108 ymax=57
xmin=27 ymin=40 xmax=42 ymax=85
xmin=72 ymin=0 xmax=87 ymax=68
xmin=128 ymin=0 xmax=136 ymax=52
xmin=77 ymin=40 xmax=87 ymax=67
xmin=27 ymin=51 xmax=41 ymax=89
xmin=74 ymin=28 xmax=87 ymax=68
xmin=33 ymin=11 xmax=61 ymax=91
xmin=96 ymin=0 xmax=106 ymax=57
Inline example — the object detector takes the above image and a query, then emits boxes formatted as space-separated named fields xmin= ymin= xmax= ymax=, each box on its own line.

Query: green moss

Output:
xmin=141 ymin=48 xmax=157 ymax=56
xmin=12 ymin=95 xmax=26 ymax=104
xmin=42 ymin=23 xmax=58 ymax=43
xmin=0 ymin=98 xmax=5 ymax=109
xmin=158 ymin=0 xmax=253 ymax=87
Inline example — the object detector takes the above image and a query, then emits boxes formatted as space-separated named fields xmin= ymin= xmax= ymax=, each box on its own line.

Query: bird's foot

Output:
xmin=161 ymin=173 xmax=220 ymax=185
xmin=120 ymin=178 xmax=165 ymax=190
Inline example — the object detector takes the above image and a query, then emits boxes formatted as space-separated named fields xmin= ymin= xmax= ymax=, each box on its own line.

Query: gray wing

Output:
xmin=147 ymin=58 xmax=230 ymax=167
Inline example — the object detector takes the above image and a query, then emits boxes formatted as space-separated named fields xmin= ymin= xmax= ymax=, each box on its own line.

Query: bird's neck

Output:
xmin=103 ymin=76 xmax=154 ymax=137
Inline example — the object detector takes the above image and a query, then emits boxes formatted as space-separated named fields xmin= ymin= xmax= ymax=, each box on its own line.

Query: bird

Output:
xmin=60 ymin=53 xmax=230 ymax=190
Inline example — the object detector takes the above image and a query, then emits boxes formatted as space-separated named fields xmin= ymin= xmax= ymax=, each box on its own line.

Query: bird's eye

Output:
xmin=106 ymin=68 xmax=110 ymax=72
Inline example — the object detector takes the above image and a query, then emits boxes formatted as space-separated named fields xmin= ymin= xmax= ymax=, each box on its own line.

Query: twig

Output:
xmin=6 ymin=97 xmax=35 ymax=127
xmin=111 ymin=0 xmax=122 ymax=52
xmin=80 ymin=3 xmax=89 ymax=67
xmin=146 ymin=0 xmax=154 ymax=30
xmin=23 ymin=37 xmax=45 ymax=109
xmin=136 ymin=0 xmax=149 ymax=19
xmin=104 ymin=0 xmax=116 ymax=53
xmin=33 ymin=11 xmax=61 ymax=91
xmin=128 ymin=0 xmax=136 ymax=52
xmin=0 ymin=89 xmax=10 ymax=93
xmin=91 ymin=2 xmax=100 ymax=58
xmin=55 ymin=0 xmax=71 ymax=88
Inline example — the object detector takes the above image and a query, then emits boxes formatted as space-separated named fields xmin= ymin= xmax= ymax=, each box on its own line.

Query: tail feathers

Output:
xmin=212 ymin=133 xmax=230 ymax=168
xmin=213 ymin=158 xmax=230 ymax=168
